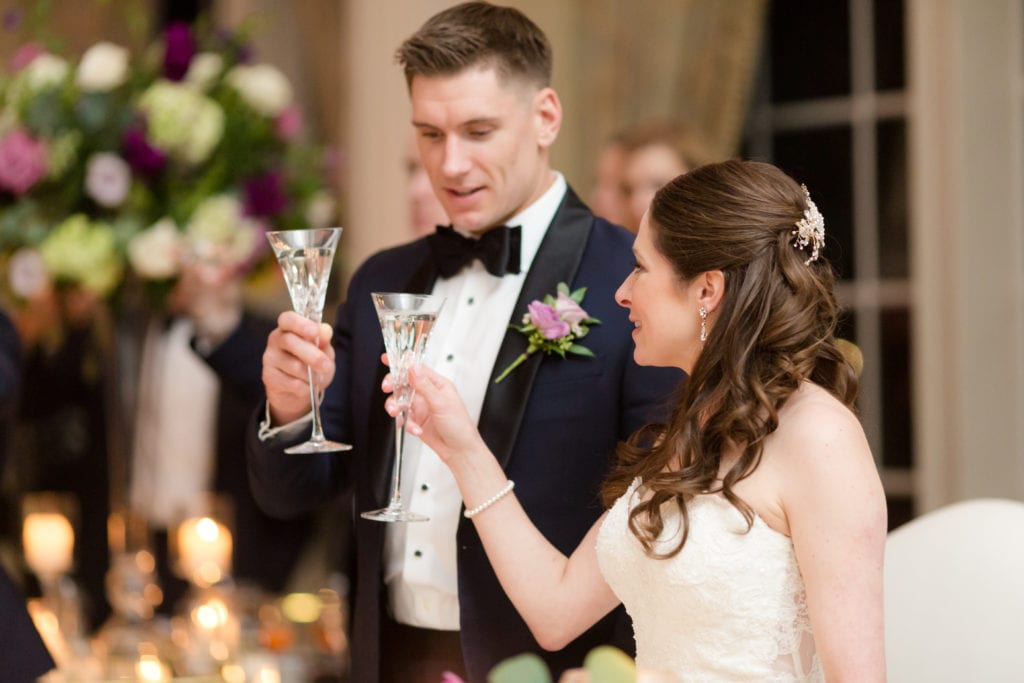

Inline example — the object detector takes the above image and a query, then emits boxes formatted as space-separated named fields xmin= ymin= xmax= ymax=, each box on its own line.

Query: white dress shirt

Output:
xmin=385 ymin=172 xmax=567 ymax=630
xmin=130 ymin=318 xmax=219 ymax=527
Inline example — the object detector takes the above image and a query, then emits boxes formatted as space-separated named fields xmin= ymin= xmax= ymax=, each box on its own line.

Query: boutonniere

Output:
xmin=494 ymin=282 xmax=601 ymax=383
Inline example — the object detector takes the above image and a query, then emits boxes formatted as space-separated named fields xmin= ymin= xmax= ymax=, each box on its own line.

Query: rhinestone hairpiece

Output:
xmin=791 ymin=185 xmax=825 ymax=265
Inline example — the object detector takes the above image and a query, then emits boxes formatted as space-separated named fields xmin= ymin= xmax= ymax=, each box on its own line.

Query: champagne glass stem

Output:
xmin=307 ymin=365 xmax=327 ymax=444
xmin=388 ymin=406 xmax=408 ymax=510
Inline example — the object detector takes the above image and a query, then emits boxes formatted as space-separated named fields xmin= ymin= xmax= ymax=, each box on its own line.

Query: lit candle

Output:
xmin=176 ymin=516 xmax=232 ymax=586
xmin=255 ymin=664 xmax=281 ymax=683
xmin=23 ymin=512 xmax=74 ymax=578
xmin=136 ymin=653 xmax=171 ymax=681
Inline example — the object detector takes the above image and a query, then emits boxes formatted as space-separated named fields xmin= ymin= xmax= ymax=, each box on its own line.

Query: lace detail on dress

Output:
xmin=596 ymin=478 xmax=823 ymax=682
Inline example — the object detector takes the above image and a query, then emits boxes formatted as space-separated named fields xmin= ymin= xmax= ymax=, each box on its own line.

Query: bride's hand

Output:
xmin=382 ymin=363 xmax=486 ymax=465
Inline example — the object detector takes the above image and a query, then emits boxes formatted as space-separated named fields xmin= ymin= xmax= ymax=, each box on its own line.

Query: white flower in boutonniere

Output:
xmin=494 ymin=282 xmax=601 ymax=384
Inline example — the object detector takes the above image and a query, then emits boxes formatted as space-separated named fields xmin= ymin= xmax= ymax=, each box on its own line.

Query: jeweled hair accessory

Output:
xmin=791 ymin=185 xmax=825 ymax=265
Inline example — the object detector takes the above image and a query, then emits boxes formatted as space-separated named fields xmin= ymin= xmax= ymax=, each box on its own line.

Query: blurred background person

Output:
xmin=588 ymin=132 xmax=630 ymax=227
xmin=128 ymin=259 xmax=319 ymax=612
xmin=620 ymin=120 xmax=717 ymax=232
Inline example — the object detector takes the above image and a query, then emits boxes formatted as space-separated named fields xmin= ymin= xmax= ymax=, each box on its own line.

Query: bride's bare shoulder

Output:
xmin=771 ymin=382 xmax=872 ymax=475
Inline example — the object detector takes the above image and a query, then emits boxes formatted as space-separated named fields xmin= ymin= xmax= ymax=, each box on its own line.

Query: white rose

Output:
xmin=128 ymin=218 xmax=182 ymax=280
xmin=226 ymin=63 xmax=293 ymax=117
xmin=76 ymin=42 xmax=130 ymax=92
xmin=184 ymin=52 xmax=223 ymax=92
xmin=7 ymin=248 xmax=51 ymax=299
xmin=305 ymin=192 xmax=337 ymax=230
xmin=24 ymin=53 xmax=69 ymax=92
xmin=84 ymin=152 xmax=132 ymax=208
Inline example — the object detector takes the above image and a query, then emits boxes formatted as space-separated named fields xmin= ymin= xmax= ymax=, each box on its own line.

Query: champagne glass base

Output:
xmin=285 ymin=439 xmax=353 ymax=454
xmin=360 ymin=506 xmax=429 ymax=523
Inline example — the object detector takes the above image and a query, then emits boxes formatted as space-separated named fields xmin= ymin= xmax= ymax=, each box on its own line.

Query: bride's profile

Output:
xmin=387 ymin=159 xmax=887 ymax=682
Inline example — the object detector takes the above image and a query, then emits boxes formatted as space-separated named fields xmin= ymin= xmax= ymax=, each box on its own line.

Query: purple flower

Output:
xmin=244 ymin=172 xmax=288 ymax=217
xmin=3 ymin=8 xmax=21 ymax=30
xmin=554 ymin=292 xmax=589 ymax=324
xmin=0 ymin=128 xmax=48 ymax=195
xmin=122 ymin=127 xmax=167 ymax=178
xmin=163 ymin=22 xmax=195 ymax=81
xmin=528 ymin=301 xmax=570 ymax=340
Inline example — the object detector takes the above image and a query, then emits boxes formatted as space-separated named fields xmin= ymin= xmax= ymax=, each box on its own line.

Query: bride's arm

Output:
xmin=393 ymin=364 xmax=622 ymax=650
xmin=780 ymin=399 xmax=888 ymax=682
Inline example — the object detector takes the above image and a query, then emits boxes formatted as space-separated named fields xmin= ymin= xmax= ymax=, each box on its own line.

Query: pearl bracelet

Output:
xmin=464 ymin=480 xmax=515 ymax=519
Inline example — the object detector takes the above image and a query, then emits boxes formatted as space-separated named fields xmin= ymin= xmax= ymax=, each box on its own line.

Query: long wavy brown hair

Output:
xmin=602 ymin=159 xmax=859 ymax=558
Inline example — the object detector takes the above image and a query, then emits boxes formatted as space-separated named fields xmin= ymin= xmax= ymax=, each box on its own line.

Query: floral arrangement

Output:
xmin=0 ymin=18 xmax=336 ymax=310
xmin=493 ymin=282 xmax=600 ymax=383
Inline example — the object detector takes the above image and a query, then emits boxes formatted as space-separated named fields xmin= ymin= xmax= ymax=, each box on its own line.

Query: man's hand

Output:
xmin=263 ymin=311 xmax=335 ymax=425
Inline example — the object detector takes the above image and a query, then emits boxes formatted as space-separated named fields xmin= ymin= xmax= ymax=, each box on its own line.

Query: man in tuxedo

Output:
xmin=247 ymin=3 xmax=682 ymax=682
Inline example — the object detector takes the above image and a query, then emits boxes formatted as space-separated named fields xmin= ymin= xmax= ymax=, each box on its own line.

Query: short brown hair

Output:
xmin=395 ymin=2 xmax=552 ymax=88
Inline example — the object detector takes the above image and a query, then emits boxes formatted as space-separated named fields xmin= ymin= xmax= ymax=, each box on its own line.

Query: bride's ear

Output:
xmin=697 ymin=270 xmax=725 ymax=314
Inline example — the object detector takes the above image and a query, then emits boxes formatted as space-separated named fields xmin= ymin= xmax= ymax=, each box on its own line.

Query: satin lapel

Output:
xmin=367 ymin=252 xmax=439 ymax=508
xmin=477 ymin=188 xmax=594 ymax=470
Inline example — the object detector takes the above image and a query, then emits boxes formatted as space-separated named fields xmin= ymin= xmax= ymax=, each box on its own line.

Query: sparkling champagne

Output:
xmin=276 ymin=247 xmax=334 ymax=322
xmin=379 ymin=312 xmax=437 ymax=408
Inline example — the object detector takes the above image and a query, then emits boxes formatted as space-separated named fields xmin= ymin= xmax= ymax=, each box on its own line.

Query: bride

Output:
xmin=387 ymin=159 xmax=887 ymax=682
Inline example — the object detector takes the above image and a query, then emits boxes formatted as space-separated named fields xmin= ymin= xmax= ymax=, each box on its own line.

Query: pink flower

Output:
xmin=440 ymin=673 xmax=466 ymax=683
xmin=275 ymin=105 xmax=303 ymax=141
xmin=554 ymin=292 xmax=589 ymax=324
xmin=9 ymin=42 xmax=44 ymax=71
xmin=528 ymin=300 xmax=570 ymax=340
xmin=0 ymin=128 xmax=48 ymax=195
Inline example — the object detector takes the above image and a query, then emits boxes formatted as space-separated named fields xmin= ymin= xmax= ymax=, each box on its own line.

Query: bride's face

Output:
xmin=615 ymin=212 xmax=703 ymax=371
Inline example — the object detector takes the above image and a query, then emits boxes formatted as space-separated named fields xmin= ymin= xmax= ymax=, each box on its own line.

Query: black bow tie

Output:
xmin=428 ymin=224 xmax=522 ymax=278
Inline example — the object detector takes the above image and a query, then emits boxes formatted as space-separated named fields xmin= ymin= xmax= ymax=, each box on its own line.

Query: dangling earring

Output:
xmin=699 ymin=306 xmax=708 ymax=343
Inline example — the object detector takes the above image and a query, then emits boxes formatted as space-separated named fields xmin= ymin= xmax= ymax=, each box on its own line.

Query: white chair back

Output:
xmin=885 ymin=498 xmax=1024 ymax=682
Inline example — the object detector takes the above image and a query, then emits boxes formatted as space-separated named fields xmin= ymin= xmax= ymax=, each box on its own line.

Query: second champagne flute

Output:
xmin=363 ymin=292 xmax=445 ymax=522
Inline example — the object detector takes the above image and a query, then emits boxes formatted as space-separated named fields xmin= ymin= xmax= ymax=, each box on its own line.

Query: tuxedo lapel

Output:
xmin=477 ymin=188 xmax=593 ymax=469
xmin=367 ymin=251 xmax=439 ymax=508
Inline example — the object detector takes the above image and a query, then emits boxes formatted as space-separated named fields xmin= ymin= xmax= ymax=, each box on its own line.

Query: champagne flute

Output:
xmin=266 ymin=227 xmax=351 ymax=454
xmin=362 ymin=292 xmax=445 ymax=522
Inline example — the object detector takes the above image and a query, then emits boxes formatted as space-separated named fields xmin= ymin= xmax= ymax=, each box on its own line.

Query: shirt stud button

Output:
xmin=414 ymin=550 xmax=423 ymax=557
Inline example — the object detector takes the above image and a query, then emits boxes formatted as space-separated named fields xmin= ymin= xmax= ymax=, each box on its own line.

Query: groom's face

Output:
xmin=410 ymin=65 xmax=561 ymax=235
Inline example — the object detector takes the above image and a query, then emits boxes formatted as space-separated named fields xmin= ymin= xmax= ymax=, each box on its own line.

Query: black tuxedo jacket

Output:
xmin=0 ymin=311 xmax=55 ymax=682
xmin=248 ymin=188 xmax=682 ymax=682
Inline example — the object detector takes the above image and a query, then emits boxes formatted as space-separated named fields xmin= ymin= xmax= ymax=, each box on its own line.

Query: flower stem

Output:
xmin=493 ymin=352 xmax=530 ymax=383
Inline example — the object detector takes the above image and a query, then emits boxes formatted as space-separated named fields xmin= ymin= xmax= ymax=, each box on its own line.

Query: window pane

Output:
xmin=880 ymin=306 xmax=913 ymax=468
xmin=772 ymin=126 xmax=855 ymax=279
xmin=770 ymin=0 xmax=851 ymax=102
xmin=877 ymin=120 xmax=908 ymax=278
xmin=874 ymin=0 xmax=906 ymax=91
xmin=836 ymin=308 xmax=857 ymax=343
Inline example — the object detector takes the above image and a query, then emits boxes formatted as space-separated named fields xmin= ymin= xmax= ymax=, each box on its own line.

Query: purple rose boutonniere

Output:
xmin=494 ymin=282 xmax=601 ymax=383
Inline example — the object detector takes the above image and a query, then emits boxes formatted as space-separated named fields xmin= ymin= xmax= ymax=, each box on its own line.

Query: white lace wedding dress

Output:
xmin=596 ymin=477 xmax=824 ymax=682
